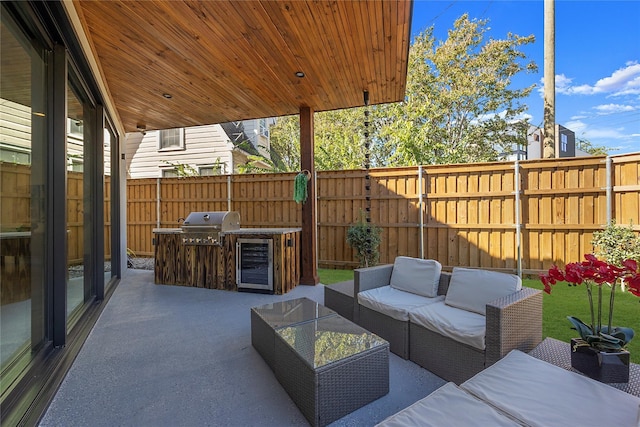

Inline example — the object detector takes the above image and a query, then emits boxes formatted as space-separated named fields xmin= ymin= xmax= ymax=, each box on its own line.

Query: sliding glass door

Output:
xmin=66 ymin=71 xmax=96 ymax=328
xmin=0 ymin=9 xmax=47 ymax=393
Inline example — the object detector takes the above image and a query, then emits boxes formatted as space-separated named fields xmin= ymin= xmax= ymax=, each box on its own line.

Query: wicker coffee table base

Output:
xmin=274 ymin=336 xmax=389 ymax=427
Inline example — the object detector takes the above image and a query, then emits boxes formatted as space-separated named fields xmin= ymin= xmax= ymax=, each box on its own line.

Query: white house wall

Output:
xmin=0 ymin=99 xmax=31 ymax=151
xmin=124 ymin=124 xmax=234 ymax=178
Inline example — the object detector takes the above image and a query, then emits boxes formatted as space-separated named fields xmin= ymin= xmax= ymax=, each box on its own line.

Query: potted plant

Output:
xmin=346 ymin=210 xmax=382 ymax=268
xmin=539 ymin=255 xmax=640 ymax=382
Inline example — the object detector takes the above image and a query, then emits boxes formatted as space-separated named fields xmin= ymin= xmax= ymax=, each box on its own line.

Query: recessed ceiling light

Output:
xmin=295 ymin=71 xmax=305 ymax=78
xmin=162 ymin=93 xmax=172 ymax=99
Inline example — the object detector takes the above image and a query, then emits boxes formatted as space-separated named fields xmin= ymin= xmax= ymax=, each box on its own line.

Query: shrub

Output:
xmin=346 ymin=211 xmax=382 ymax=268
xmin=592 ymin=220 xmax=640 ymax=267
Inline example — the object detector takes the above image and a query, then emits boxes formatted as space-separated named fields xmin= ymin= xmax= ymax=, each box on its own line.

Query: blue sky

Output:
xmin=410 ymin=0 xmax=640 ymax=155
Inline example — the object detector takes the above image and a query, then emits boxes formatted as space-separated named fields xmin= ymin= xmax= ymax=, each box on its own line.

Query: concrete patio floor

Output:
xmin=39 ymin=269 xmax=446 ymax=427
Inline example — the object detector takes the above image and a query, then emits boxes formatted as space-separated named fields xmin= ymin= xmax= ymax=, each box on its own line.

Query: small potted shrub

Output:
xmin=346 ymin=210 xmax=382 ymax=268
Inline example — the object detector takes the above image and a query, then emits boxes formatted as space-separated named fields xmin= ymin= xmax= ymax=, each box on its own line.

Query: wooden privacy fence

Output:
xmin=126 ymin=153 xmax=639 ymax=275
xmin=0 ymin=163 xmax=113 ymax=265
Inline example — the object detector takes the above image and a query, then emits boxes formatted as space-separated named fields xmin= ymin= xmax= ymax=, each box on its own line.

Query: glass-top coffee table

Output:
xmin=251 ymin=298 xmax=390 ymax=427
xmin=251 ymin=297 xmax=337 ymax=370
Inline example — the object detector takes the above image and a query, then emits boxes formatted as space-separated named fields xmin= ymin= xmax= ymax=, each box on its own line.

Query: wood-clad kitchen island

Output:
xmin=153 ymin=228 xmax=301 ymax=294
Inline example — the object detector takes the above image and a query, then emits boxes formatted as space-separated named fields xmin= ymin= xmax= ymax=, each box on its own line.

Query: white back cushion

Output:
xmin=444 ymin=267 xmax=521 ymax=315
xmin=461 ymin=350 xmax=640 ymax=427
xmin=389 ymin=257 xmax=442 ymax=298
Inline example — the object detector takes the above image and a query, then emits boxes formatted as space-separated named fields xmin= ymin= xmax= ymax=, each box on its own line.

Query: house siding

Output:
xmin=125 ymin=119 xmax=275 ymax=178
xmin=0 ymin=99 xmax=31 ymax=156
xmin=125 ymin=124 xmax=234 ymax=178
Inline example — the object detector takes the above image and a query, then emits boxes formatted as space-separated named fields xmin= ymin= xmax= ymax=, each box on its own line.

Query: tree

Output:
xmin=378 ymin=15 xmax=537 ymax=165
xmin=577 ymin=137 xmax=611 ymax=156
xmin=267 ymin=108 xmax=376 ymax=172
xmin=267 ymin=14 xmax=538 ymax=170
xmin=265 ymin=116 xmax=301 ymax=172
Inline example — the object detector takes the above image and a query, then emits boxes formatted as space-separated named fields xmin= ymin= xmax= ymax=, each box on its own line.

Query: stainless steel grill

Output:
xmin=181 ymin=211 xmax=240 ymax=246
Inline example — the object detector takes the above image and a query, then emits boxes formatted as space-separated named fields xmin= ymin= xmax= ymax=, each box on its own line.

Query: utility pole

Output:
xmin=543 ymin=0 xmax=556 ymax=158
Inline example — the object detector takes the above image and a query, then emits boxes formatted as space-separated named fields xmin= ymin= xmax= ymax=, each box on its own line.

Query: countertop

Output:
xmin=223 ymin=228 xmax=301 ymax=235
xmin=152 ymin=227 xmax=301 ymax=235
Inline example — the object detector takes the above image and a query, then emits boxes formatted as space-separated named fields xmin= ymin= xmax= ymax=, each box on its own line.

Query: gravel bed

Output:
xmin=128 ymin=257 xmax=155 ymax=270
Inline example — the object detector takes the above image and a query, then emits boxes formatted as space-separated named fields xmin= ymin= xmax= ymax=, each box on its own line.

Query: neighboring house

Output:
xmin=125 ymin=118 xmax=275 ymax=178
xmin=500 ymin=124 xmax=589 ymax=160
xmin=0 ymin=98 xmax=101 ymax=172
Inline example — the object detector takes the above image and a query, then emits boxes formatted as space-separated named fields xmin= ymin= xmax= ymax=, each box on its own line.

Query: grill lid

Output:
xmin=181 ymin=211 xmax=240 ymax=231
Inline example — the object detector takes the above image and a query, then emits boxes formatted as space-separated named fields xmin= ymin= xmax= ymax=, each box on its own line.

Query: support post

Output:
xmin=543 ymin=0 xmax=556 ymax=158
xmin=299 ymin=106 xmax=319 ymax=285
xmin=156 ymin=178 xmax=161 ymax=228
xmin=418 ymin=166 xmax=424 ymax=259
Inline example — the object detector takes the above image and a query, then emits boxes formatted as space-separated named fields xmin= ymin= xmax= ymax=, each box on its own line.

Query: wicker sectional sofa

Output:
xmin=355 ymin=257 xmax=543 ymax=384
xmin=376 ymin=349 xmax=640 ymax=426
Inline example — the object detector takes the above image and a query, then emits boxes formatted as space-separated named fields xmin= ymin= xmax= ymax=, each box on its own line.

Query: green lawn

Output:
xmin=318 ymin=269 xmax=639 ymax=363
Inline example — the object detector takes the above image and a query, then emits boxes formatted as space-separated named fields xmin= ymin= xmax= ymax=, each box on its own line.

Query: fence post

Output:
xmin=418 ymin=165 xmax=424 ymax=259
xmin=156 ymin=178 xmax=161 ymax=228
xmin=514 ymin=160 xmax=522 ymax=278
xmin=315 ymin=170 xmax=319 ymax=270
xmin=227 ymin=174 xmax=232 ymax=211
xmin=606 ymin=156 xmax=612 ymax=225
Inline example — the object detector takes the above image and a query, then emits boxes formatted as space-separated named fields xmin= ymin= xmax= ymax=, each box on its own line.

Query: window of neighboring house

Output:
xmin=67 ymin=156 xmax=83 ymax=172
xmin=68 ymin=118 xmax=83 ymax=137
xmin=561 ymin=134 xmax=568 ymax=152
xmin=161 ymin=168 xmax=179 ymax=178
xmin=0 ymin=145 xmax=31 ymax=164
xmin=259 ymin=118 xmax=269 ymax=138
xmin=199 ymin=164 xmax=225 ymax=176
xmin=158 ymin=128 xmax=185 ymax=151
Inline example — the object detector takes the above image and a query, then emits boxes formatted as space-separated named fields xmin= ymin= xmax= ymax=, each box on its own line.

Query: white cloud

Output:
xmin=565 ymin=119 xmax=635 ymax=142
xmin=539 ymin=62 xmax=640 ymax=96
xmin=592 ymin=62 xmax=640 ymax=96
xmin=569 ymin=114 xmax=588 ymax=120
xmin=564 ymin=119 xmax=587 ymax=134
xmin=554 ymin=74 xmax=574 ymax=94
xmin=581 ymin=127 xmax=628 ymax=140
xmin=593 ymin=104 xmax=637 ymax=115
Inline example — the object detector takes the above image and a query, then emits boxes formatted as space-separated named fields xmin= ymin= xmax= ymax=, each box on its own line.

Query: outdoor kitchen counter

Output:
xmin=152 ymin=228 xmax=182 ymax=234
xmin=223 ymin=228 xmax=302 ymax=235
xmin=153 ymin=227 xmax=301 ymax=294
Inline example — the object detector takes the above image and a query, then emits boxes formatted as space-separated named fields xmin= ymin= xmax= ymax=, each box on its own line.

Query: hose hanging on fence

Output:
xmin=293 ymin=172 xmax=309 ymax=204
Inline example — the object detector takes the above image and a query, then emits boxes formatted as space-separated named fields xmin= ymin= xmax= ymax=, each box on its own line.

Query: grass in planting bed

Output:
xmin=319 ymin=270 xmax=639 ymax=364
xmin=318 ymin=268 xmax=354 ymax=285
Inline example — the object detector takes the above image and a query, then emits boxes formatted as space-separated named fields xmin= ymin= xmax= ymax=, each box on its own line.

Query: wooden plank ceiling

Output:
xmin=72 ymin=0 xmax=412 ymax=133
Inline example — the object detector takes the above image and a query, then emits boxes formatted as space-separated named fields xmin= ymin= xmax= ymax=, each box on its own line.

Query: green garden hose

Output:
xmin=293 ymin=172 xmax=308 ymax=204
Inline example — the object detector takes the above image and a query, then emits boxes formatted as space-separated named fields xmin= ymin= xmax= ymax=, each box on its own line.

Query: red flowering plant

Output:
xmin=540 ymin=254 xmax=640 ymax=351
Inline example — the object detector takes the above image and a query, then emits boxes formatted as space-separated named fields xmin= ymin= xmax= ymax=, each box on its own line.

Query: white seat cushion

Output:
xmin=375 ymin=382 xmax=521 ymax=427
xmin=445 ymin=267 xmax=522 ymax=315
xmin=389 ymin=257 xmax=442 ymax=298
xmin=358 ymin=286 xmax=444 ymax=321
xmin=409 ymin=301 xmax=486 ymax=349
xmin=461 ymin=350 xmax=640 ymax=427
